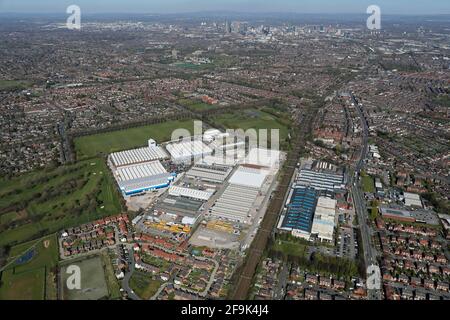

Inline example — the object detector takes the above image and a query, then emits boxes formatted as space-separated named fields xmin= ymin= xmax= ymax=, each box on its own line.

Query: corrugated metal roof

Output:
xmin=281 ymin=187 xmax=318 ymax=232
xmin=166 ymin=140 xmax=212 ymax=160
xmin=111 ymin=146 xmax=168 ymax=167
xmin=169 ymin=186 xmax=213 ymax=201
xmin=311 ymin=197 xmax=337 ymax=241
xmin=228 ymin=166 xmax=269 ymax=189
xmin=115 ymin=160 xmax=167 ymax=182
xmin=210 ymin=184 xmax=259 ymax=223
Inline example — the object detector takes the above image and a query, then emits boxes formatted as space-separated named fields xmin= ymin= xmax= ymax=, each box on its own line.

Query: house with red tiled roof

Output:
xmin=424 ymin=279 xmax=435 ymax=290
xmin=436 ymin=255 xmax=447 ymax=264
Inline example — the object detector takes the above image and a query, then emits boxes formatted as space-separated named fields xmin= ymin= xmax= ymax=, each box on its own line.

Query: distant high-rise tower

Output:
xmin=231 ymin=21 xmax=241 ymax=33
xmin=225 ymin=21 xmax=231 ymax=34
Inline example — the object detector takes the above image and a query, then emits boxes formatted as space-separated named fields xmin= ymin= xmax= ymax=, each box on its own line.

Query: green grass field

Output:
xmin=177 ymin=98 xmax=218 ymax=112
xmin=361 ymin=172 xmax=375 ymax=193
xmin=0 ymin=268 xmax=46 ymax=300
xmin=0 ymin=234 xmax=58 ymax=300
xmin=370 ymin=200 xmax=380 ymax=221
xmin=173 ymin=62 xmax=211 ymax=70
xmin=212 ymin=109 xmax=291 ymax=148
xmin=0 ymin=158 xmax=122 ymax=247
xmin=272 ymin=239 xmax=308 ymax=258
xmin=0 ymin=80 xmax=32 ymax=92
xmin=129 ymin=271 xmax=163 ymax=300
xmin=74 ymin=119 xmax=195 ymax=159
xmin=60 ymin=256 xmax=108 ymax=300
xmin=101 ymin=251 xmax=121 ymax=300
xmin=142 ymin=254 xmax=170 ymax=271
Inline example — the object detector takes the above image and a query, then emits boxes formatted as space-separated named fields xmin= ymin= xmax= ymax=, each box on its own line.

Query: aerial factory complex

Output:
xmin=0 ymin=1 xmax=449 ymax=304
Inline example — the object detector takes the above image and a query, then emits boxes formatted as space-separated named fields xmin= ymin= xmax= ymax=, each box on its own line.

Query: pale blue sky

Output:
xmin=0 ymin=0 xmax=449 ymax=14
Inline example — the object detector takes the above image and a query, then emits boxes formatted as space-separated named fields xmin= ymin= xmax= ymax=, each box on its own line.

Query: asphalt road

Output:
xmin=274 ymin=262 xmax=289 ymax=299
xmin=121 ymin=244 xmax=141 ymax=300
xmin=351 ymin=93 xmax=382 ymax=300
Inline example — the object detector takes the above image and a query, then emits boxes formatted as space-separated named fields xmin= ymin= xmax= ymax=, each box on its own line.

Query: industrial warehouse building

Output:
xmin=311 ymin=197 xmax=337 ymax=242
xmin=278 ymin=187 xmax=318 ymax=238
xmin=202 ymin=128 xmax=229 ymax=143
xmin=155 ymin=195 xmax=205 ymax=218
xmin=108 ymin=139 xmax=174 ymax=196
xmin=295 ymin=169 xmax=344 ymax=192
xmin=278 ymin=188 xmax=337 ymax=242
xmin=278 ymin=160 xmax=343 ymax=241
xmin=166 ymin=139 xmax=212 ymax=164
xmin=209 ymin=166 xmax=269 ymax=223
xmin=403 ymin=192 xmax=423 ymax=208
xmin=379 ymin=206 xmax=439 ymax=225
xmin=200 ymin=155 xmax=240 ymax=167
xmin=245 ymin=148 xmax=281 ymax=169
xmin=379 ymin=206 xmax=416 ymax=223
xmin=109 ymin=145 xmax=168 ymax=168
xmin=168 ymin=186 xmax=214 ymax=201
xmin=150 ymin=186 xmax=213 ymax=232
xmin=113 ymin=160 xmax=174 ymax=196
xmin=228 ymin=165 xmax=269 ymax=189
xmin=210 ymin=184 xmax=259 ymax=223
xmin=186 ymin=163 xmax=233 ymax=183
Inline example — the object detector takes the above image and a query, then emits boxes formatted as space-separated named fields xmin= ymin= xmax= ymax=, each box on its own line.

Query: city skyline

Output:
xmin=1 ymin=0 xmax=450 ymax=15
xmin=0 ymin=0 xmax=449 ymax=306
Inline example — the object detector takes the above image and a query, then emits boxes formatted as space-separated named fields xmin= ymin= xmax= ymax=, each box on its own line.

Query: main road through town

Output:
xmin=351 ymin=93 xmax=382 ymax=300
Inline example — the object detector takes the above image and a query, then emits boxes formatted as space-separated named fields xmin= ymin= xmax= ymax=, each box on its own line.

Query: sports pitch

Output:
xmin=60 ymin=256 xmax=108 ymax=300
xmin=177 ymin=98 xmax=219 ymax=112
xmin=212 ymin=108 xmax=291 ymax=146
xmin=74 ymin=119 xmax=195 ymax=159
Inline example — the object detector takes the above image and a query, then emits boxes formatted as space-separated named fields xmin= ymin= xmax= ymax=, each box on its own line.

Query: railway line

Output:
xmin=231 ymin=109 xmax=316 ymax=300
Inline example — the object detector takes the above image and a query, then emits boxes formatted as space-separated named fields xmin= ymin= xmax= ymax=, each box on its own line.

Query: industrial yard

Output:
xmin=122 ymin=128 xmax=285 ymax=253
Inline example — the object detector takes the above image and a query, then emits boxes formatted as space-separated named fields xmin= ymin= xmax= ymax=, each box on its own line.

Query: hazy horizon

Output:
xmin=0 ymin=0 xmax=449 ymax=15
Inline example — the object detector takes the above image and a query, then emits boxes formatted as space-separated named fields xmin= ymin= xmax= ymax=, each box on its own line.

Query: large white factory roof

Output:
xmin=166 ymin=140 xmax=212 ymax=161
xmin=203 ymin=128 xmax=229 ymax=143
xmin=311 ymin=197 xmax=337 ymax=242
xmin=404 ymin=192 xmax=423 ymax=208
xmin=210 ymin=184 xmax=259 ymax=223
xmin=110 ymin=146 xmax=168 ymax=167
xmin=209 ymin=139 xmax=245 ymax=152
xmin=115 ymin=160 xmax=167 ymax=182
xmin=316 ymin=197 xmax=337 ymax=211
xmin=228 ymin=166 xmax=269 ymax=189
xmin=169 ymin=186 xmax=213 ymax=201
xmin=182 ymin=216 xmax=197 ymax=226
xmin=118 ymin=173 xmax=172 ymax=195
xmin=245 ymin=148 xmax=281 ymax=169
xmin=200 ymin=155 xmax=238 ymax=167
